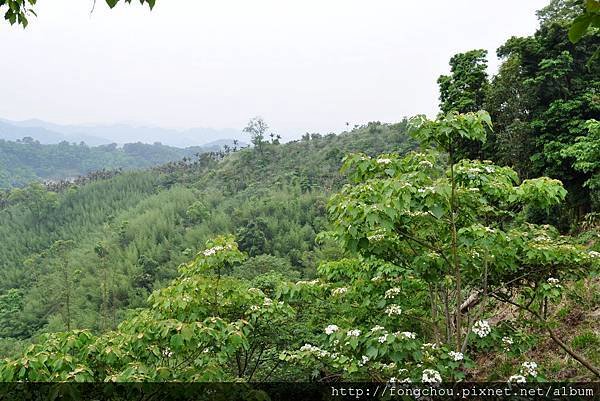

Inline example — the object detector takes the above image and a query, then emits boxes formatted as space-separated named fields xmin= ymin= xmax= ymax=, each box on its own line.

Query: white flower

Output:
xmin=346 ymin=329 xmax=361 ymax=337
xmin=299 ymin=343 xmax=329 ymax=358
xmin=377 ymin=158 xmax=392 ymax=164
xmin=385 ymin=304 xmax=402 ymax=316
xmin=389 ymin=377 xmax=397 ymax=383
xmin=397 ymin=331 xmax=416 ymax=340
xmin=449 ymin=351 xmax=464 ymax=361
xmin=358 ymin=355 xmax=370 ymax=367
xmin=203 ymin=245 xmax=224 ymax=256
xmin=325 ymin=324 xmax=339 ymax=335
xmin=378 ymin=334 xmax=388 ymax=343
xmin=332 ymin=287 xmax=348 ymax=296
xmin=400 ymin=378 xmax=412 ymax=383
xmin=468 ymin=187 xmax=480 ymax=192
xmin=419 ymin=160 xmax=433 ymax=168
xmin=508 ymin=375 xmax=527 ymax=383
xmin=371 ymin=275 xmax=384 ymax=283
xmin=502 ymin=336 xmax=513 ymax=351
xmin=368 ymin=234 xmax=385 ymax=241
xmin=521 ymin=361 xmax=538 ymax=377
xmin=472 ymin=320 xmax=491 ymax=338
xmin=296 ymin=279 xmax=319 ymax=286
xmin=589 ymin=251 xmax=600 ymax=258
xmin=162 ymin=347 xmax=173 ymax=358
xmin=547 ymin=277 xmax=560 ymax=286
xmin=263 ymin=297 xmax=273 ymax=306
xmin=248 ymin=287 xmax=261 ymax=293
xmin=422 ymin=342 xmax=437 ymax=350
xmin=421 ymin=369 xmax=442 ymax=384
xmin=249 ymin=305 xmax=260 ymax=311
xmin=384 ymin=287 xmax=402 ymax=299
xmin=371 ymin=325 xmax=385 ymax=332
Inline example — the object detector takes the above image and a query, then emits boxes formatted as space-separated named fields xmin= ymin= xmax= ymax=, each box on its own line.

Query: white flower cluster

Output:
xmin=547 ymin=277 xmax=560 ymax=286
xmin=249 ymin=305 xmax=260 ymax=312
xmin=588 ymin=251 xmax=600 ymax=258
xmin=419 ymin=160 xmax=433 ymax=168
xmin=417 ymin=186 xmax=435 ymax=194
xmin=346 ymin=329 xmax=361 ymax=337
xmin=385 ymin=304 xmax=402 ymax=316
xmin=422 ymin=342 xmax=437 ymax=350
xmin=384 ymin=287 xmax=402 ymax=299
xmin=371 ymin=325 xmax=385 ymax=332
xmin=449 ymin=351 xmax=464 ymax=361
xmin=472 ymin=320 xmax=491 ymax=338
xmin=502 ymin=336 xmax=514 ymax=351
xmin=295 ymin=279 xmax=320 ymax=286
xmin=202 ymin=244 xmax=232 ymax=256
xmin=368 ymin=234 xmax=385 ymax=241
xmin=299 ymin=343 xmax=330 ymax=358
xmin=371 ymin=275 xmax=384 ymax=283
xmin=396 ymin=331 xmax=416 ymax=340
xmin=263 ymin=297 xmax=273 ymax=306
xmin=358 ymin=355 xmax=370 ymax=367
xmin=378 ymin=334 xmax=388 ymax=343
xmin=421 ymin=369 xmax=442 ymax=384
xmin=247 ymin=288 xmax=261 ymax=294
xmin=325 ymin=324 xmax=339 ymax=335
xmin=508 ymin=375 xmax=526 ymax=383
xmin=521 ymin=361 xmax=538 ymax=377
xmin=377 ymin=158 xmax=392 ymax=164
xmin=332 ymin=287 xmax=348 ymax=296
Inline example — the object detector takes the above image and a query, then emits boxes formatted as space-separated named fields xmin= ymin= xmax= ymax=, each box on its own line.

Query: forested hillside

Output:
xmin=0 ymin=122 xmax=412 ymax=353
xmin=0 ymin=0 xmax=598 ymax=388
xmin=0 ymin=138 xmax=236 ymax=188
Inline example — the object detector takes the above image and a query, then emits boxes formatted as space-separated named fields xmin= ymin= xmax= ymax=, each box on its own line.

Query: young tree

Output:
xmin=243 ymin=117 xmax=269 ymax=155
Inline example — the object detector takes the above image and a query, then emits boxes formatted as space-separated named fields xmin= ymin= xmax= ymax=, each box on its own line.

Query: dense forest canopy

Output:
xmin=0 ymin=0 xmax=598 ymax=391
xmin=0 ymin=138 xmax=234 ymax=188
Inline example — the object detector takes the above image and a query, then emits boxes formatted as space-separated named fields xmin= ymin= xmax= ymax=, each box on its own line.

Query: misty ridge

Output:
xmin=0 ymin=117 xmax=242 ymax=148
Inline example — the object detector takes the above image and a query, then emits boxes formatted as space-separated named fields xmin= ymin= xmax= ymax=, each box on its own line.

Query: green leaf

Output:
xmin=569 ymin=15 xmax=591 ymax=43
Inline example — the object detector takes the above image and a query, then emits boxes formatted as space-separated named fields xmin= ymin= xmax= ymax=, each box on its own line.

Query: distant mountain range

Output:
xmin=0 ymin=118 xmax=243 ymax=148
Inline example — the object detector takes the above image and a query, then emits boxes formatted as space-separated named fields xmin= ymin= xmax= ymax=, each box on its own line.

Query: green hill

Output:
xmin=0 ymin=121 xmax=413 ymax=346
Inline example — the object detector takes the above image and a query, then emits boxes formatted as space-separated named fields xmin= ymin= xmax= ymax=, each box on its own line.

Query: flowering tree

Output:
xmin=0 ymin=236 xmax=295 ymax=381
xmin=281 ymin=111 xmax=599 ymax=381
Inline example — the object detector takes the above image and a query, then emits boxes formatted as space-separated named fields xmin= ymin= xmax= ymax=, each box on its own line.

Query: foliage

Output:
xmin=0 ymin=138 xmax=209 ymax=189
xmin=1 ymin=0 xmax=155 ymax=28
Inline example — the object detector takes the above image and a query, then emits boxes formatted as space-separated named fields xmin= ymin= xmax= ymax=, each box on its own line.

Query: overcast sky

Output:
xmin=0 ymin=0 xmax=549 ymax=140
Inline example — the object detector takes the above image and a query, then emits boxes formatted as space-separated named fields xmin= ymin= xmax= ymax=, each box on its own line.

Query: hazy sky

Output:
xmin=0 ymin=0 xmax=549 ymax=140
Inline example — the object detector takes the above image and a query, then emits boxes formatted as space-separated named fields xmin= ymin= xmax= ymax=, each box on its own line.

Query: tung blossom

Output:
xmin=385 ymin=304 xmax=402 ymax=316
xmin=421 ymin=369 xmax=442 ymax=384
xmin=346 ymin=329 xmax=361 ymax=337
xmin=397 ymin=331 xmax=416 ymax=340
xmin=472 ymin=320 xmax=491 ymax=338
xmin=521 ymin=361 xmax=538 ymax=377
xmin=502 ymin=336 xmax=514 ymax=351
xmin=508 ymin=375 xmax=527 ymax=383
xmin=384 ymin=287 xmax=402 ymax=299
xmin=331 ymin=287 xmax=348 ymax=296
xmin=325 ymin=325 xmax=339 ymax=335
